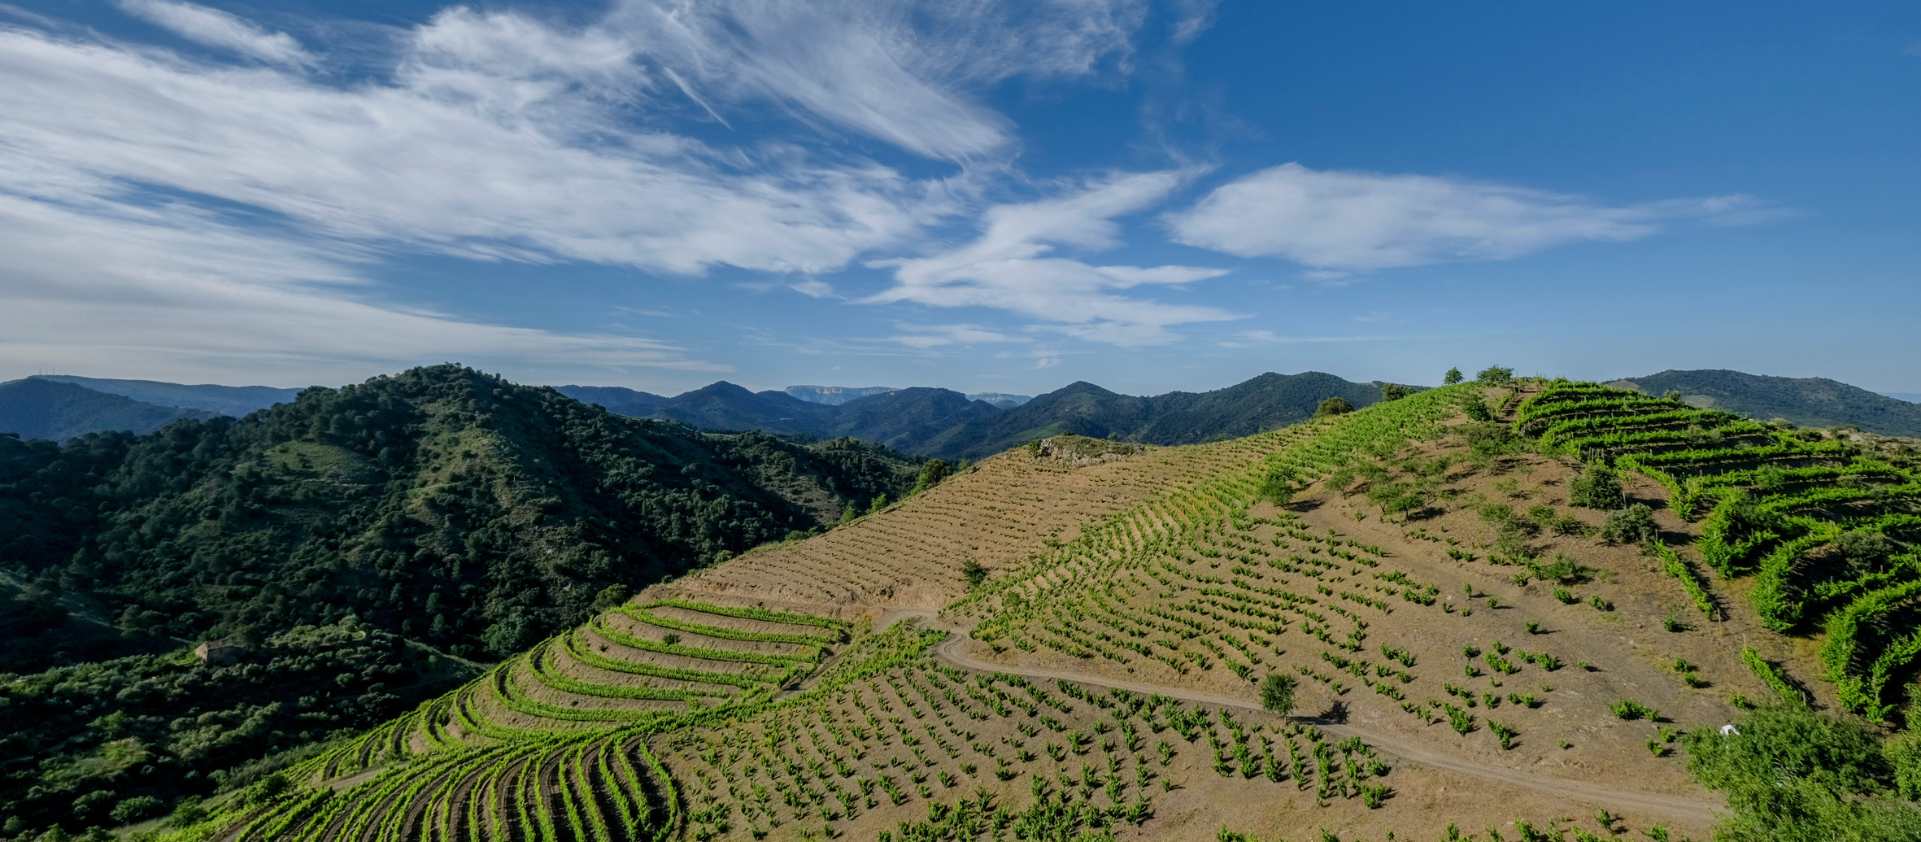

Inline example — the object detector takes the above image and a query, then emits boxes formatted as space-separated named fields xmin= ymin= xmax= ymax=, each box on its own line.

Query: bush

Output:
xmin=961 ymin=559 xmax=986 ymax=590
xmin=1889 ymin=731 xmax=1921 ymax=800
xmin=591 ymin=583 xmax=631 ymax=611
xmin=1444 ymin=367 xmax=1464 ymax=385
xmin=1476 ymin=366 xmax=1514 ymax=385
xmin=1259 ymin=674 xmax=1297 ymax=717
xmin=110 ymin=795 xmax=164 ymax=824
xmin=1686 ymin=703 xmax=1921 ymax=842
xmin=1600 ymin=504 xmax=1659 ymax=546
xmin=1259 ymin=468 xmax=1299 ymax=505
xmin=1569 ymin=463 xmax=1626 ymax=510
xmin=1314 ymin=397 xmax=1355 ymax=418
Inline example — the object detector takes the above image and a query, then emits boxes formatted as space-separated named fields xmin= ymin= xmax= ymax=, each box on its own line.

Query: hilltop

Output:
xmin=1613 ymin=368 xmax=1921 ymax=437
xmin=134 ymin=377 xmax=1921 ymax=842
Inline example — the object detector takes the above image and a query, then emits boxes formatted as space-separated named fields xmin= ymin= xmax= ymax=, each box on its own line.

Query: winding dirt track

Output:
xmin=881 ymin=609 xmax=1724 ymax=826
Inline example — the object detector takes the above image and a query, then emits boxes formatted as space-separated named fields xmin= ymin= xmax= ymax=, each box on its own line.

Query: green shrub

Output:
xmin=1687 ymin=703 xmax=1921 ymax=842
xmin=1569 ymin=463 xmax=1626 ymax=510
xmin=1476 ymin=366 xmax=1514 ymax=385
xmin=1888 ymin=731 xmax=1921 ymax=800
xmin=962 ymin=559 xmax=986 ymax=590
xmin=1314 ymin=397 xmax=1355 ymax=418
xmin=1444 ymin=368 xmax=1464 ymax=385
xmin=1600 ymin=504 xmax=1659 ymax=545
xmin=1259 ymin=674 xmax=1297 ymax=717
xmin=110 ymin=795 xmax=164 ymax=823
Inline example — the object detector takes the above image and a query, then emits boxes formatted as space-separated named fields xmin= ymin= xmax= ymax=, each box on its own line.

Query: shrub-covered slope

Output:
xmin=0 ymin=365 xmax=918 ymax=660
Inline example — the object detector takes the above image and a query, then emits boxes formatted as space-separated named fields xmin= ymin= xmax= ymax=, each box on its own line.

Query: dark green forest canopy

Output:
xmin=0 ymin=364 xmax=920 ymax=662
xmin=0 ymin=365 xmax=923 ymax=838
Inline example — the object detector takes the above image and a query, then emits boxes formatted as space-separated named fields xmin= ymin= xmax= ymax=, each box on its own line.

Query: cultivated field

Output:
xmin=163 ymin=381 xmax=1912 ymax=841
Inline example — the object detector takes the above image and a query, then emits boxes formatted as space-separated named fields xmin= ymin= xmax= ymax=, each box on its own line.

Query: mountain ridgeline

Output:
xmin=0 ymin=365 xmax=920 ymax=662
xmin=31 ymin=374 xmax=303 ymax=416
xmin=1613 ymin=369 xmax=1921 ymax=438
xmin=561 ymin=371 xmax=1390 ymax=458
xmin=0 ymin=378 xmax=213 ymax=441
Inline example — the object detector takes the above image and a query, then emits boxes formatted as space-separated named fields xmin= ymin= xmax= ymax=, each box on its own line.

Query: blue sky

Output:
xmin=1 ymin=1 xmax=1916 ymax=395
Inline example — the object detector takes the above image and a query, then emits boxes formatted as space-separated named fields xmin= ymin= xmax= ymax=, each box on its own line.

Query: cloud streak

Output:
xmin=116 ymin=0 xmax=314 ymax=67
xmin=601 ymin=0 xmax=1147 ymax=161
xmin=1168 ymin=163 xmax=1773 ymax=274
xmin=868 ymin=169 xmax=1239 ymax=346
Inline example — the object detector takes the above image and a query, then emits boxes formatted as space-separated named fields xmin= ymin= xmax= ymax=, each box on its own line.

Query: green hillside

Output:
xmin=0 ymin=365 xmax=918 ymax=660
xmin=0 ymin=366 xmax=922 ymax=836
xmin=1614 ymin=369 xmax=1921 ymax=437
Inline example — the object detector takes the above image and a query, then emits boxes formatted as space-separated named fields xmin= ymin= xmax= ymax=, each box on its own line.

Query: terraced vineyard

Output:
xmin=1518 ymin=381 xmax=1921 ymax=721
xmin=675 ymin=434 xmax=1292 ymax=610
xmin=149 ymin=381 xmax=1914 ymax=841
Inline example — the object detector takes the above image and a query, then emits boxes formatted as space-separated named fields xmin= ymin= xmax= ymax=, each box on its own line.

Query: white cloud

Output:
xmin=1169 ymin=0 xmax=1219 ymax=45
xmin=867 ymin=169 xmax=1239 ymax=346
xmin=0 ymin=24 xmax=955 ymax=276
xmin=116 ymin=0 xmax=313 ymax=67
xmin=601 ymin=0 xmax=1148 ymax=160
xmin=1214 ymin=329 xmax=1399 ymax=349
xmin=1168 ymin=162 xmax=1773 ymax=273
xmin=888 ymin=323 xmax=1025 ymax=349
xmin=790 ymin=280 xmax=837 ymax=299
xmin=0 ymin=191 xmax=725 ymax=385
xmin=0 ymin=12 xmax=959 ymax=384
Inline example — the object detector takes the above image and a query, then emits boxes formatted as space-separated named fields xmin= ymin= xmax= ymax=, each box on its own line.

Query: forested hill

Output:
xmin=1613 ymin=369 xmax=1921 ymax=437
xmin=0 ymin=365 xmax=920 ymax=661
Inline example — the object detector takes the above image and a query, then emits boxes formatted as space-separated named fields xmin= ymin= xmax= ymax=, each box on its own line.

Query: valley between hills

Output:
xmin=80 ymin=373 xmax=1920 ymax=842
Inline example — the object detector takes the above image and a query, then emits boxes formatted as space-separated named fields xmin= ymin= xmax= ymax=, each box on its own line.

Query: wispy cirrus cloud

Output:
xmin=867 ymin=169 xmax=1239 ymax=346
xmin=1168 ymin=163 xmax=1778 ymax=276
xmin=601 ymin=0 xmax=1148 ymax=161
xmin=116 ymin=0 xmax=313 ymax=67
xmin=887 ymin=323 xmax=1027 ymax=349
xmin=0 ymin=190 xmax=727 ymax=385
xmin=0 ymin=0 xmax=1171 ymax=383
xmin=1214 ymin=329 xmax=1402 ymax=350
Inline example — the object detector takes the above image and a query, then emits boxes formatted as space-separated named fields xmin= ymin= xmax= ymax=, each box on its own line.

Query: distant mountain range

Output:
xmin=32 ymin=374 xmax=302 ymax=415
xmin=1612 ymin=369 xmax=1921 ymax=437
xmin=784 ymin=385 xmax=1031 ymax=408
xmin=559 ymin=371 xmax=1386 ymax=459
xmin=783 ymin=385 xmax=899 ymax=405
xmin=1888 ymin=392 xmax=1921 ymax=405
xmin=0 ymin=378 xmax=213 ymax=441
xmin=15 ymin=366 xmax=1917 ymax=451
